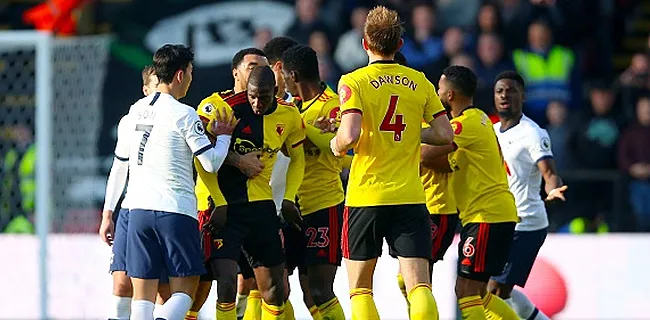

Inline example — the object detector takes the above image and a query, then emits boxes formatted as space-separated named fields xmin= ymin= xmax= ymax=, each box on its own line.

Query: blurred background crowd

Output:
xmin=0 ymin=0 xmax=649 ymax=234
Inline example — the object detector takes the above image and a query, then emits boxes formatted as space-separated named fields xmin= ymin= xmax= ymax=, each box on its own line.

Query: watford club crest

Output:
xmin=213 ymin=239 xmax=224 ymax=250
xmin=276 ymin=123 xmax=285 ymax=135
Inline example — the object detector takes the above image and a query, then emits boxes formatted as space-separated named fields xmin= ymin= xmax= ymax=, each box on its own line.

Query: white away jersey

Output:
xmin=494 ymin=115 xmax=553 ymax=231
xmin=118 ymin=92 xmax=213 ymax=219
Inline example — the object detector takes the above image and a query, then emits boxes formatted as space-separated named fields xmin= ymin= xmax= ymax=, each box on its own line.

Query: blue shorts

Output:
xmin=126 ymin=209 xmax=205 ymax=279
xmin=491 ymin=228 xmax=547 ymax=287
xmin=109 ymin=208 xmax=130 ymax=272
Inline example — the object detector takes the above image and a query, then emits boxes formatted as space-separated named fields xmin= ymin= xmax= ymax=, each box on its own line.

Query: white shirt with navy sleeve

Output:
xmin=122 ymin=92 xmax=213 ymax=219
xmin=494 ymin=115 xmax=553 ymax=231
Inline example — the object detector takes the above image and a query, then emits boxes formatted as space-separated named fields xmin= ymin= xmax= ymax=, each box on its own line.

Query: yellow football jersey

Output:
xmin=297 ymin=84 xmax=344 ymax=215
xmin=421 ymin=123 xmax=456 ymax=214
xmin=447 ymin=107 xmax=518 ymax=225
xmin=194 ymin=91 xmax=306 ymax=208
xmin=339 ymin=61 xmax=447 ymax=207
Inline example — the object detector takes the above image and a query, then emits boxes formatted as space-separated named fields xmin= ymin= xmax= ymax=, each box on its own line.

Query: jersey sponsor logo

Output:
xmin=541 ymin=137 xmax=551 ymax=151
xmin=276 ymin=123 xmax=285 ymax=136
xmin=233 ymin=138 xmax=281 ymax=155
xmin=339 ymin=85 xmax=351 ymax=105
xmin=193 ymin=120 xmax=205 ymax=135
xmin=202 ymin=103 xmax=214 ymax=115
xmin=451 ymin=121 xmax=463 ymax=135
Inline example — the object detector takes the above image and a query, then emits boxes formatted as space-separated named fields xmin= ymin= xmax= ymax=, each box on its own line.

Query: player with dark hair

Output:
xmin=322 ymin=6 xmax=454 ymax=320
xmin=189 ymin=48 xmax=270 ymax=320
xmin=281 ymin=44 xmax=346 ymax=320
xmin=122 ymin=44 xmax=237 ymax=320
xmin=263 ymin=36 xmax=299 ymax=101
xmin=490 ymin=71 xmax=566 ymax=320
xmin=100 ymin=65 xmax=171 ymax=320
xmin=197 ymin=65 xmax=305 ymax=320
xmin=420 ymin=65 xmax=519 ymax=320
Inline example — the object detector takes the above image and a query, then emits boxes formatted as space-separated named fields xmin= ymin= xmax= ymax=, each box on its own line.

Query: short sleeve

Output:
xmin=196 ymin=96 xmax=220 ymax=122
xmin=423 ymin=78 xmax=446 ymax=123
xmin=114 ymin=115 xmax=131 ymax=161
xmin=287 ymin=110 xmax=307 ymax=148
xmin=178 ymin=108 xmax=213 ymax=156
xmin=527 ymin=128 xmax=553 ymax=162
xmin=338 ymin=75 xmax=363 ymax=115
xmin=450 ymin=117 xmax=472 ymax=150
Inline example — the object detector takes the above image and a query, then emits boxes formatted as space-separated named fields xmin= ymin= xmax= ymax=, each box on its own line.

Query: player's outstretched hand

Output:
xmin=314 ymin=116 xmax=337 ymax=133
xmin=236 ymin=151 xmax=264 ymax=178
xmin=281 ymin=200 xmax=304 ymax=231
xmin=99 ymin=210 xmax=115 ymax=246
xmin=546 ymin=185 xmax=568 ymax=202
xmin=210 ymin=108 xmax=240 ymax=136
xmin=205 ymin=196 xmax=227 ymax=235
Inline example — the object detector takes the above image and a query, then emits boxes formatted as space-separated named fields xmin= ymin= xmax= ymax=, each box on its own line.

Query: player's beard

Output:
xmin=441 ymin=99 xmax=452 ymax=113
xmin=497 ymin=106 xmax=518 ymax=119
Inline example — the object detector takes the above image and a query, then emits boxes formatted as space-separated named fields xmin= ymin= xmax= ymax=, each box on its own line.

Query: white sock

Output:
xmin=130 ymin=300 xmax=155 ymax=320
xmin=156 ymin=292 xmax=193 ymax=320
xmin=236 ymin=294 xmax=249 ymax=318
xmin=152 ymin=304 xmax=164 ymax=319
xmin=508 ymin=289 xmax=550 ymax=320
xmin=109 ymin=295 xmax=131 ymax=320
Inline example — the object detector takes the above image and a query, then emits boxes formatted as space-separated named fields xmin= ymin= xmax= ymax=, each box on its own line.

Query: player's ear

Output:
xmin=174 ymin=69 xmax=184 ymax=83
xmin=232 ymin=68 xmax=238 ymax=82
xmin=142 ymin=85 xmax=149 ymax=96
xmin=274 ymin=60 xmax=282 ymax=71
xmin=290 ymin=70 xmax=299 ymax=83
xmin=362 ymin=37 xmax=369 ymax=51
xmin=397 ymin=38 xmax=404 ymax=50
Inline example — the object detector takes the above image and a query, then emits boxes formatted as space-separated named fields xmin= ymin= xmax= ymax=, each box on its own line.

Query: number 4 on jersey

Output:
xmin=380 ymin=95 xmax=406 ymax=141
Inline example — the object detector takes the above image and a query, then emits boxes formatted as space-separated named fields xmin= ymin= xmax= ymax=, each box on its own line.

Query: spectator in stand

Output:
xmin=254 ymin=27 xmax=273 ymax=50
xmin=286 ymin=0 xmax=331 ymax=45
xmin=334 ymin=6 xmax=369 ymax=72
xmin=513 ymin=19 xmax=578 ymax=126
xmin=309 ymin=30 xmax=341 ymax=88
xmin=619 ymin=53 xmax=650 ymax=119
xmin=545 ymin=101 xmax=574 ymax=171
xmin=618 ymin=97 xmax=650 ymax=231
xmin=450 ymin=53 xmax=474 ymax=70
xmin=400 ymin=3 xmax=443 ymax=71
xmin=473 ymin=33 xmax=515 ymax=114
xmin=499 ymin=0 xmax=533 ymax=51
xmin=430 ymin=26 xmax=466 ymax=80
xmin=570 ymin=80 xmax=621 ymax=170
xmin=468 ymin=3 xmax=503 ymax=51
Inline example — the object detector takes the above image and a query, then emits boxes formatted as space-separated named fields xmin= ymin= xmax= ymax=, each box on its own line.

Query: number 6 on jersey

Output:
xmin=380 ymin=95 xmax=406 ymax=141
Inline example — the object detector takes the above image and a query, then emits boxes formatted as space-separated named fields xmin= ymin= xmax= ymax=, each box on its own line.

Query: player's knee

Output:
xmin=307 ymin=278 xmax=335 ymax=305
xmin=112 ymin=273 xmax=133 ymax=297
xmin=260 ymin=276 xmax=286 ymax=306
xmin=216 ymin=274 xmax=238 ymax=302
xmin=454 ymin=276 xmax=484 ymax=298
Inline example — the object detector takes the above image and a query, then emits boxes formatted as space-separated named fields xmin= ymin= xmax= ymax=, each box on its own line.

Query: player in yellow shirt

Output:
xmin=188 ymin=47 xmax=269 ymax=320
xmin=197 ymin=66 xmax=306 ymax=320
xmin=326 ymin=6 xmax=454 ymax=320
xmin=420 ymin=65 xmax=519 ymax=320
xmin=281 ymin=44 xmax=346 ymax=320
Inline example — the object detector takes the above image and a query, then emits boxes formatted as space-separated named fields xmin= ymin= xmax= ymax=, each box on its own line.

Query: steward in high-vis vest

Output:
xmin=513 ymin=20 xmax=577 ymax=126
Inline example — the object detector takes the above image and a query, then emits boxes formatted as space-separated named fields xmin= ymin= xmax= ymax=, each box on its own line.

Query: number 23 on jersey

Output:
xmin=380 ymin=95 xmax=406 ymax=141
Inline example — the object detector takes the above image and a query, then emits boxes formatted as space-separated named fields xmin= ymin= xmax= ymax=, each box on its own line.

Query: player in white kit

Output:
xmin=490 ymin=71 xmax=568 ymax=320
xmin=119 ymin=44 xmax=238 ymax=320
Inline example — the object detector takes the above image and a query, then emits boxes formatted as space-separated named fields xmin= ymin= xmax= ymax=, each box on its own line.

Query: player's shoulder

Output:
xmin=453 ymin=108 xmax=491 ymax=133
xmin=276 ymin=98 xmax=301 ymax=118
xmin=198 ymin=92 xmax=231 ymax=120
xmin=520 ymin=115 xmax=548 ymax=135
xmin=222 ymin=90 xmax=248 ymax=107
xmin=218 ymin=89 xmax=235 ymax=99
xmin=318 ymin=84 xmax=339 ymax=103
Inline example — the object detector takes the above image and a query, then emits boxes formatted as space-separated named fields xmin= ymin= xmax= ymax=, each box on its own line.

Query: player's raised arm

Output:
xmin=185 ymin=108 xmax=237 ymax=173
xmin=283 ymin=112 xmax=306 ymax=203
xmin=330 ymin=77 xmax=362 ymax=157
xmin=99 ymin=114 xmax=131 ymax=245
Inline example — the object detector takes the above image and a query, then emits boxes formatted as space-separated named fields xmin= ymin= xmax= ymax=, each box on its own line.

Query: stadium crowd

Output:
xmin=0 ymin=0 xmax=649 ymax=234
